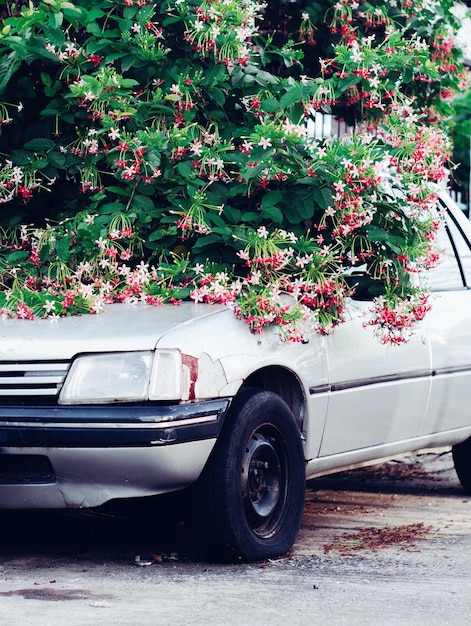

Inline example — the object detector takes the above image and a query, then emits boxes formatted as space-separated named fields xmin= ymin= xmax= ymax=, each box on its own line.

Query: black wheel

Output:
xmin=452 ymin=437 xmax=471 ymax=494
xmin=193 ymin=389 xmax=306 ymax=562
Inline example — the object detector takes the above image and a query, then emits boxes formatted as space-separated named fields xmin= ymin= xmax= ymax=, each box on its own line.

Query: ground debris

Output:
xmin=323 ymin=522 xmax=433 ymax=555
xmin=132 ymin=552 xmax=180 ymax=566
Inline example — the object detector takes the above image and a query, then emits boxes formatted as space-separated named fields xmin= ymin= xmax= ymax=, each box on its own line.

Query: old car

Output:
xmin=1 ymin=190 xmax=471 ymax=563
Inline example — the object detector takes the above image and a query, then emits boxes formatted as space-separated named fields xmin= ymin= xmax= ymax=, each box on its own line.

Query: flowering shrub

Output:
xmin=0 ymin=0 xmax=468 ymax=343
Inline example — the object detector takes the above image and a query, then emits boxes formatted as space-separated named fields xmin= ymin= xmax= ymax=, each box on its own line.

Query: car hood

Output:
xmin=0 ymin=302 xmax=230 ymax=361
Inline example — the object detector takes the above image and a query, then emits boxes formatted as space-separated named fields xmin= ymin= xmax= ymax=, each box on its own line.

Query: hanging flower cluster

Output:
xmin=363 ymin=292 xmax=432 ymax=345
xmin=176 ymin=0 xmax=265 ymax=64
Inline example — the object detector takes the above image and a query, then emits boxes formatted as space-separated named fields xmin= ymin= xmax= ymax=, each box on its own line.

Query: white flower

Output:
xmin=248 ymin=270 xmax=261 ymax=285
xmin=351 ymin=47 xmax=363 ymax=63
xmin=258 ymin=137 xmax=272 ymax=149
xmin=190 ymin=140 xmax=203 ymax=156
xmin=295 ymin=254 xmax=313 ymax=268
xmin=257 ymin=226 xmax=269 ymax=239
xmin=78 ymin=283 xmax=94 ymax=298
xmin=11 ymin=167 xmax=23 ymax=183
xmin=170 ymin=84 xmax=183 ymax=96
xmin=89 ymin=298 xmax=106 ymax=314
xmin=43 ymin=300 xmax=56 ymax=313
xmin=65 ymin=42 xmax=78 ymax=55
xmin=369 ymin=76 xmax=380 ymax=89
xmin=108 ymin=128 xmax=121 ymax=141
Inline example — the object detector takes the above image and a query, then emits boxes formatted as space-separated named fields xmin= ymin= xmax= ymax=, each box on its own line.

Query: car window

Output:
xmin=424 ymin=201 xmax=471 ymax=292
xmin=346 ymin=197 xmax=471 ymax=297
xmin=444 ymin=211 xmax=471 ymax=287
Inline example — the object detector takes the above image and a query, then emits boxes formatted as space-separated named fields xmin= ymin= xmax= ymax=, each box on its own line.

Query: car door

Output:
xmin=419 ymin=195 xmax=471 ymax=436
xmin=317 ymin=239 xmax=433 ymax=457
xmin=318 ymin=300 xmax=431 ymax=457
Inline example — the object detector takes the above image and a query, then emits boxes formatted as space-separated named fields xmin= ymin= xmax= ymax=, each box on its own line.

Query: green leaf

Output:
xmin=176 ymin=161 xmax=193 ymax=178
xmin=261 ymin=98 xmax=280 ymax=113
xmin=204 ymin=63 xmax=227 ymax=86
xmin=4 ymin=250 xmax=28 ymax=264
xmin=223 ymin=205 xmax=241 ymax=224
xmin=85 ymin=9 xmax=105 ymax=20
xmin=47 ymin=151 xmax=66 ymax=168
xmin=296 ymin=197 xmax=316 ymax=220
xmin=131 ymin=194 xmax=155 ymax=212
xmin=0 ymin=52 xmax=21 ymax=92
xmin=279 ymin=87 xmax=302 ymax=107
xmin=261 ymin=205 xmax=283 ymax=223
xmin=241 ymin=163 xmax=265 ymax=181
xmin=261 ymin=190 xmax=283 ymax=209
xmin=148 ymin=229 xmax=166 ymax=242
xmin=23 ymin=138 xmax=56 ymax=151
xmin=50 ymin=11 xmax=63 ymax=28
xmin=191 ymin=234 xmax=222 ymax=251
xmin=105 ymin=187 xmax=131 ymax=197
xmin=254 ymin=70 xmax=278 ymax=86
xmin=10 ymin=150 xmax=33 ymax=166
xmin=316 ymin=187 xmax=333 ymax=210
xmin=120 ymin=78 xmax=139 ymax=88
xmin=56 ymin=237 xmax=70 ymax=262
xmin=210 ymin=88 xmax=226 ymax=106
xmin=241 ymin=211 xmax=261 ymax=221
xmin=98 ymin=202 xmax=126 ymax=214
xmin=40 ymin=72 xmax=52 ymax=88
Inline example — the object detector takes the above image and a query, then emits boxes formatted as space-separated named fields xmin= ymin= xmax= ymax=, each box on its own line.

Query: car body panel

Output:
xmin=0 ymin=440 xmax=217 ymax=508
xmin=305 ymin=424 xmax=471 ymax=479
xmin=0 ymin=302 xmax=224 ymax=359
xmin=154 ymin=307 xmax=330 ymax=455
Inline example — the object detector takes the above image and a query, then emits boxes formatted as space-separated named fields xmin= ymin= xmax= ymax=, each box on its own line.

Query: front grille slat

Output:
xmin=0 ymin=376 xmax=66 ymax=385
xmin=0 ymin=361 xmax=70 ymax=397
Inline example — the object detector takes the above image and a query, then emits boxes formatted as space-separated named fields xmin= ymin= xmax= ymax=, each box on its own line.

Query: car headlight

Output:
xmin=59 ymin=350 xmax=182 ymax=405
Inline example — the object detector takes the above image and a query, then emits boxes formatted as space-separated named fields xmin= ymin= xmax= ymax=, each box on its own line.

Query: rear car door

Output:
xmin=419 ymin=195 xmax=471 ymax=435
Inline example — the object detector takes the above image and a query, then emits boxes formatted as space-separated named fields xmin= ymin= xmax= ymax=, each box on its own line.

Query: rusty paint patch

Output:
xmin=182 ymin=354 xmax=198 ymax=400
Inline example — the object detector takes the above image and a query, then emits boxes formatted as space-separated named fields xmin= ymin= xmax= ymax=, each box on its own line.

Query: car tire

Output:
xmin=192 ymin=388 xmax=306 ymax=562
xmin=452 ymin=437 xmax=471 ymax=494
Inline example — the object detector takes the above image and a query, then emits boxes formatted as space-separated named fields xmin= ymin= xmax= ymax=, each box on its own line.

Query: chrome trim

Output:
xmin=309 ymin=365 xmax=471 ymax=396
xmin=4 ymin=414 xmax=219 ymax=430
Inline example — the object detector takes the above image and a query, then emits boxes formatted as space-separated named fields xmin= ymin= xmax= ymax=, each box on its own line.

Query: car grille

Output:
xmin=0 ymin=361 xmax=70 ymax=399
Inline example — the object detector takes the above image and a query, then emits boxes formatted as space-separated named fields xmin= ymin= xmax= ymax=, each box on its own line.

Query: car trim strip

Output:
xmin=309 ymin=365 xmax=471 ymax=395
xmin=1 ymin=414 xmax=219 ymax=430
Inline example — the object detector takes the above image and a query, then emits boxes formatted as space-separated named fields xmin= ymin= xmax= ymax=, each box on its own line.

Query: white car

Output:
xmin=1 ymin=191 xmax=471 ymax=562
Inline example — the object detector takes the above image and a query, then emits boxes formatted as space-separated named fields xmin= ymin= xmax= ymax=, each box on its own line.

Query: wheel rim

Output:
xmin=241 ymin=427 xmax=288 ymax=538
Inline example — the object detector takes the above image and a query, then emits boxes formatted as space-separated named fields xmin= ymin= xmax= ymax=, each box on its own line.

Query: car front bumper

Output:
xmin=0 ymin=398 xmax=230 ymax=509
